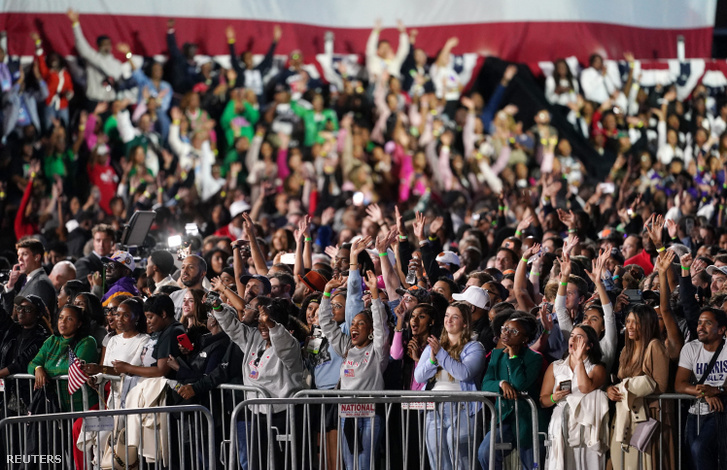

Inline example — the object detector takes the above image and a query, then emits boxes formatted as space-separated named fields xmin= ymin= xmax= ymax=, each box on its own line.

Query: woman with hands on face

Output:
xmin=413 ymin=302 xmax=485 ymax=470
xmin=540 ymin=324 xmax=607 ymax=469
xmin=479 ymin=314 xmax=544 ymax=470
xmin=390 ymin=302 xmax=438 ymax=390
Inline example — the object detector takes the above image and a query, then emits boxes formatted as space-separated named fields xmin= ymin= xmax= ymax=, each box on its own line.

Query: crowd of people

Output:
xmin=1 ymin=8 xmax=727 ymax=470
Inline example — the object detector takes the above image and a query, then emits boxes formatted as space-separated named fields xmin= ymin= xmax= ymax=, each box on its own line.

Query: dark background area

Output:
xmin=714 ymin=0 xmax=727 ymax=57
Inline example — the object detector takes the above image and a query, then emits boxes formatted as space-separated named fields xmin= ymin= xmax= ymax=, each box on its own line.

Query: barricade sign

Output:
xmin=401 ymin=401 xmax=436 ymax=411
xmin=339 ymin=402 xmax=376 ymax=418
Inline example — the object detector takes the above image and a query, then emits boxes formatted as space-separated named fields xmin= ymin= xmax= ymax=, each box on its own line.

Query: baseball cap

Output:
xmin=395 ymin=285 xmax=431 ymax=303
xmin=452 ymin=286 xmax=490 ymax=310
xmin=436 ymin=251 xmax=461 ymax=267
xmin=102 ymin=251 xmax=135 ymax=271
xmin=239 ymin=274 xmax=272 ymax=294
xmin=230 ymin=200 xmax=252 ymax=219
xmin=298 ymin=270 xmax=329 ymax=293
xmin=14 ymin=294 xmax=49 ymax=316
xmin=706 ymin=266 xmax=727 ymax=277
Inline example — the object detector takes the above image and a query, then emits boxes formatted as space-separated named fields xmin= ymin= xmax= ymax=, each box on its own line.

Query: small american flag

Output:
xmin=68 ymin=349 xmax=88 ymax=395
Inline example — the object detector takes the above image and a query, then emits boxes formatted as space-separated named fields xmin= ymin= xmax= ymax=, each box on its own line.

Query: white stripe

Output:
xmin=3 ymin=0 xmax=717 ymax=29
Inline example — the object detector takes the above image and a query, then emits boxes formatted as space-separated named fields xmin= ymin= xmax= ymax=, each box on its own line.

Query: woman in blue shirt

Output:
xmin=414 ymin=301 xmax=486 ymax=470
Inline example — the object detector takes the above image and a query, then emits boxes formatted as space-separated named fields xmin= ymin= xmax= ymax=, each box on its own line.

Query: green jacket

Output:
xmin=291 ymin=102 xmax=339 ymax=147
xmin=220 ymin=100 xmax=259 ymax=148
xmin=481 ymin=347 xmax=544 ymax=448
xmin=28 ymin=335 xmax=99 ymax=411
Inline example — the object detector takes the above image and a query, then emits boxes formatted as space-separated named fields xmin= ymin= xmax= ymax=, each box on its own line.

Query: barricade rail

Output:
xmin=1 ymin=373 xmax=713 ymax=470
xmin=227 ymin=391 xmax=534 ymax=470
xmin=0 ymin=404 xmax=215 ymax=469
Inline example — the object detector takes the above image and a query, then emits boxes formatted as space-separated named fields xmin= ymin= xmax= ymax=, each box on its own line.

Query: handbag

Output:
xmin=629 ymin=417 xmax=659 ymax=452
xmin=101 ymin=428 xmax=139 ymax=470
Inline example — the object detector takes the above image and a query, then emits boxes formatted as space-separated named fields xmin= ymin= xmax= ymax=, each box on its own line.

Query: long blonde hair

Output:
xmin=439 ymin=302 xmax=473 ymax=361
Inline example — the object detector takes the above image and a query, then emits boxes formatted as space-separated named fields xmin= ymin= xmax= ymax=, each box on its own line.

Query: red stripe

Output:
xmin=0 ymin=13 xmax=714 ymax=65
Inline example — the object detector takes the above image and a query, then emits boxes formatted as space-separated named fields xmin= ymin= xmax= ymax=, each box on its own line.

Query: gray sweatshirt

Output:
xmin=73 ymin=24 xmax=122 ymax=102
xmin=318 ymin=297 xmax=389 ymax=391
xmin=213 ymin=304 xmax=304 ymax=413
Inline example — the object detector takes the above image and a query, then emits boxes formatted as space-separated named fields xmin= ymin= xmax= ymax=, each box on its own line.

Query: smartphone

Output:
xmin=280 ymin=253 xmax=296 ymax=265
xmin=177 ymin=334 xmax=194 ymax=351
xmin=598 ymin=182 xmax=615 ymax=195
xmin=559 ymin=380 xmax=572 ymax=392
xmin=623 ymin=289 xmax=643 ymax=304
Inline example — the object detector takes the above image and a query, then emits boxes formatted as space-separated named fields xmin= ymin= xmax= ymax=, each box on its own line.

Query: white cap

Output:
xmin=230 ymin=200 xmax=251 ymax=219
xmin=436 ymin=250 xmax=461 ymax=267
xmin=452 ymin=286 xmax=490 ymax=310
xmin=706 ymin=265 xmax=727 ymax=277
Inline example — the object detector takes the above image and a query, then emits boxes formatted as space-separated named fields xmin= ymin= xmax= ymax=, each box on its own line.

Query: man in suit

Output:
xmin=75 ymin=223 xmax=115 ymax=286
xmin=2 ymin=238 xmax=56 ymax=320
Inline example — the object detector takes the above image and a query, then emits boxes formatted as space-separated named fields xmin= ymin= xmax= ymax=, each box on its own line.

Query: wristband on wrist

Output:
xmin=304 ymin=237 xmax=312 ymax=242
xmin=35 ymin=365 xmax=43 ymax=371
xmin=543 ymin=330 xmax=550 ymax=335
xmin=515 ymin=230 xmax=522 ymax=236
xmin=399 ymin=235 xmax=408 ymax=240
xmin=378 ymin=252 xmax=388 ymax=258
xmin=681 ymin=265 xmax=690 ymax=271
xmin=429 ymin=357 xmax=438 ymax=365
xmin=530 ymin=271 xmax=540 ymax=276
xmin=323 ymin=292 xmax=331 ymax=298
xmin=568 ymin=229 xmax=577 ymax=234
xmin=521 ymin=257 xmax=529 ymax=263
xmin=560 ymin=281 xmax=568 ymax=286
xmin=509 ymin=355 xmax=518 ymax=359
xmin=428 ymin=235 xmax=437 ymax=241
xmin=498 ymin=205 xmax=506 ymax=211
xmin=612 ymin=275 xmax=620 ymax=280
xmin=656 ymin=246 xmax=665 ymax=253
xmin=550 ymin=394 xmax=556 ymax=404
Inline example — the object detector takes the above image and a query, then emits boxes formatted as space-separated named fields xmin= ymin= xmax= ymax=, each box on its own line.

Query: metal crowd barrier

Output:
xmin=1 ymin=373 xmax=91 ymax=417
xmin=225 ymin=391 xmax=543 ymax=470
xmin=0 ymin=404 xmax=215 ymax=470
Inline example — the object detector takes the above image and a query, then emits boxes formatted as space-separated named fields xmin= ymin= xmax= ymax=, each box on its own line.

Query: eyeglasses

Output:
xmin=14 ymin=305 xmax=35 ymax=314
xmin=103 ymin=307 xmax=117 ymax=317
xmin=331 ymin=303 xmax=344 ymax=309
xmin=403 ymin=295 xmax=418 ymax=303
xmin=244 ymin=304 xmax=257 ymax=311
xmin=500 ymin=326 xmax=520 ymax=336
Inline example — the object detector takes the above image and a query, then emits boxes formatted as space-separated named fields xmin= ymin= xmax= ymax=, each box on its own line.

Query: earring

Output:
xmin=368 ymin=333 xmax=374 ymax=341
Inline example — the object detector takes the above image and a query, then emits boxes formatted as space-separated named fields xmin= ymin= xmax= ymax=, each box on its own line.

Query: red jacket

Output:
xmin=15 ymin=178 xmax=39 ymax=240
xmin=36 ymin=50 xmax=74 ymax=110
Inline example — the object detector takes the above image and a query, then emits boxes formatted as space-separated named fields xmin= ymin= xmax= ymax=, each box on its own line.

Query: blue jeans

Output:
xmin=340 ymin=415 xmax=381 ymax=470
xmin=686 ymin=413 xmax=720 ymax=470
xmin=236 ymin=420 xmax=249 ymax=470
xmin=425 ymin=403 xmax=476 ymax=470
xmin=478 ymin=423 xmax=533 ymax=470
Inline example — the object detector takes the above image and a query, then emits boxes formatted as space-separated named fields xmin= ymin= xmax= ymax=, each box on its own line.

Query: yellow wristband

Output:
xmin=656 ymin=247 xmax=665 ymax=253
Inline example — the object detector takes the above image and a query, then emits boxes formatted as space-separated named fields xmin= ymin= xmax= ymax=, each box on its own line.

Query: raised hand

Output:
xmin=273 ymin=24 xmax=282 ymax=42
xmin=665 ymin=218 xmax=678 ymax=240
xmin=557 ymin=209 xmax=575 ymax=229
xmin=412 ymin=212 xmax=426 ymax=241
xmin=516 ymin=214 xmax=534 ymax=234
xmin=67 ymin=9 xmax=79 ymax=24
xmin=225 ymin=25 xmax=236 ymax=42
xmin=351 ymin=236 xmax=372 ymax=259
xmin=656 ymin=249 xmax=676 ymax=271
xmin=365 ymin=203 xmax=384 ymax=224
xmin=362 ymin=270 xmax=379 ymax=295
xmin=210 ymin=276 xmax=226 ymax=293
xmin=325 ymin=273 xmax=347 ymax=292
xmin=644 ymin=214 xmax=665 ymax=247
xmin=294 ymin=215 xmax=311 ymax=244
xmin=503 ymin=65 xmax=518 ymax=83
xmin=324 ymin=245 xmax=339 ymax=261
xmin=522 ymin=243 xmax=541 ymax=261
